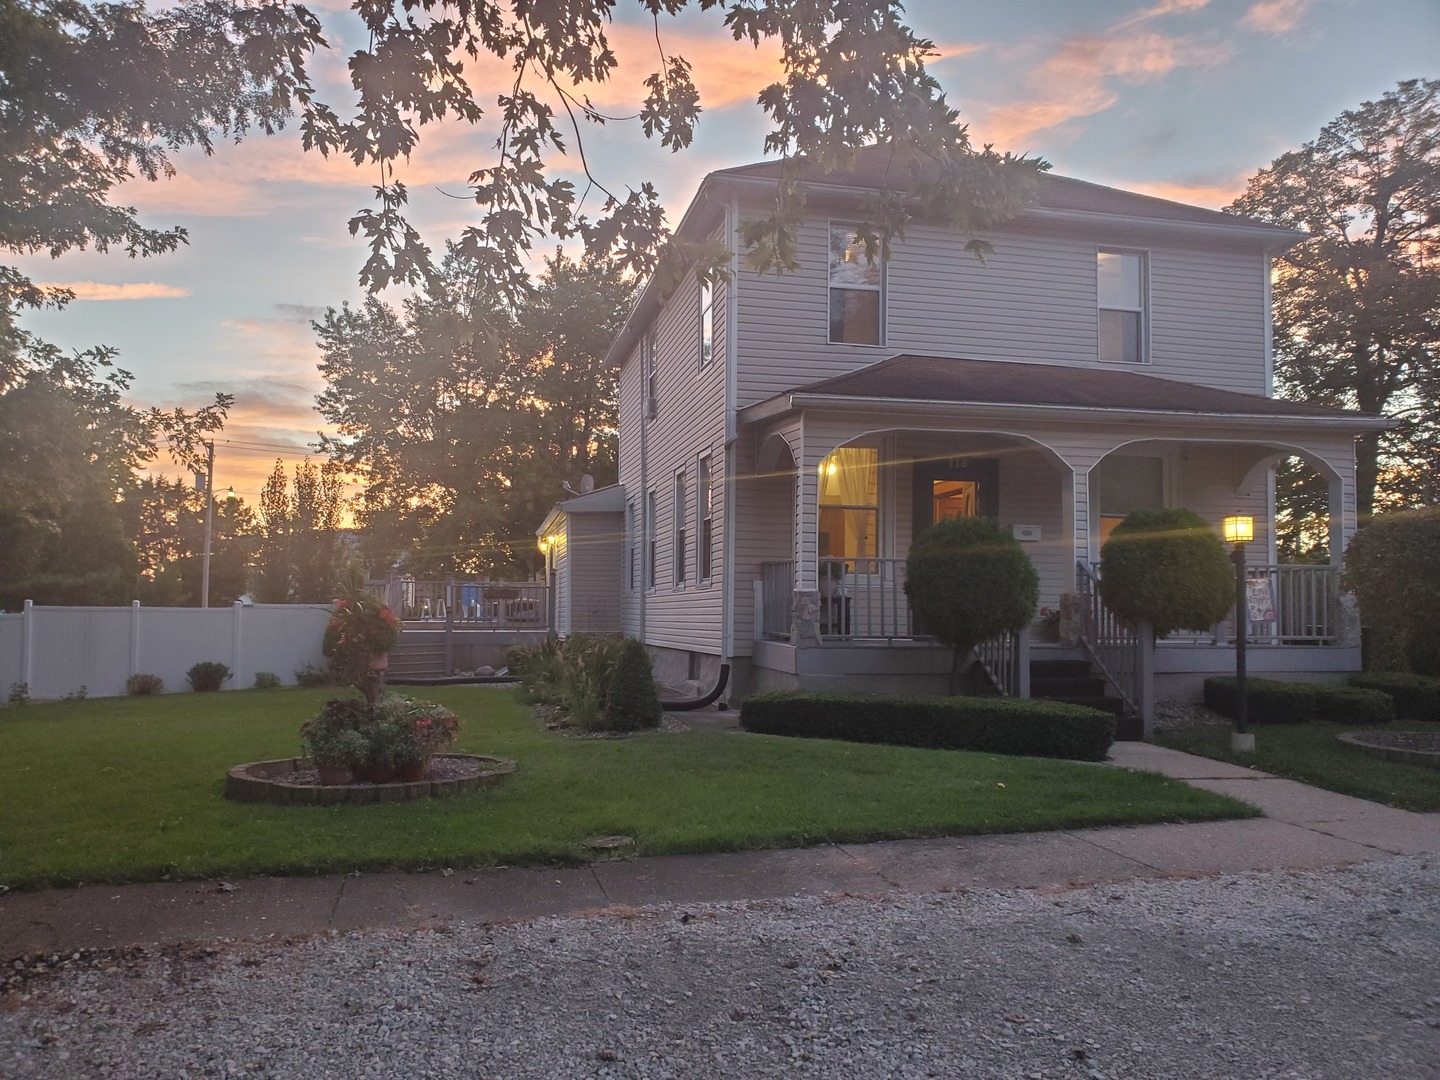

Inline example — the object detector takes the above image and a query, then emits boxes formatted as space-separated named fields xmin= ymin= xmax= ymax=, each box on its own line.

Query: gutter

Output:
xmin=738 ymin=392 xmax=1393 ymax=432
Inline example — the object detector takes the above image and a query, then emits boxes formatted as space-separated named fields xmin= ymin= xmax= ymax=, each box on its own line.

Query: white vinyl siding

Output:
xmin=735 ymin=213 xmax=1270 ymax=406
xmin=615 ymin=251 xmax=729 ymax=653
xmin=567 ymin=515 xmax=623 ymax=634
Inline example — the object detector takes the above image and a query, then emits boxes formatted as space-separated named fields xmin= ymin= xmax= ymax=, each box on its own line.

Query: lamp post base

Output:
xmin=1231 ymin=732 xmax=1255 ymax=753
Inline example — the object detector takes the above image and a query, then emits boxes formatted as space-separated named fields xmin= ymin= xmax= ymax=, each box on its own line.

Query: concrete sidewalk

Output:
xmin=3 ymin=744 xmax=1436 ymax=958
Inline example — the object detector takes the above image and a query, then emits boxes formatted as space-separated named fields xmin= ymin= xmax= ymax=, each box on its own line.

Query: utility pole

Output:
xmin=201 ymin=440 xmax=215 ymax=609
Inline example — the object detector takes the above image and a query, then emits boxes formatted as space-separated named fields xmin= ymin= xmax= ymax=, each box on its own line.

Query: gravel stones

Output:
xmin=3 ymin=857 xmax=1438 ymax=1079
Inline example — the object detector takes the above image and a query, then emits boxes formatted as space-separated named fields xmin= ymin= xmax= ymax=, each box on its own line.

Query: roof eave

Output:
xmin=738 ymin=391 xmax=1390 ymax=431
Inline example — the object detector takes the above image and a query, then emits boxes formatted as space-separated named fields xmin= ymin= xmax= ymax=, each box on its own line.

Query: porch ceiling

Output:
xmin=738 ymin=355 xmax=1390 ymax=433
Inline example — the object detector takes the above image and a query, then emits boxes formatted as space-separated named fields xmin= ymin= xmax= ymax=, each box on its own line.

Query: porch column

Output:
xmin=1068 ymin=465 xmax=1092 ymax=569
xmin=794 ymin=433 xmax=820 ymax=593
xmin=1328 ymin=472 xmax=1362 ymax=647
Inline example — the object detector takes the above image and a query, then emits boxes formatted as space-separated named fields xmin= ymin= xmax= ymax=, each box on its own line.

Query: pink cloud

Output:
xmin=43 ymin=280 xmax=192 ymax=301
xmin=1241 ymin=0 xmax=1309 ymax=35
xmin=969 ymin=29 xmax=1232 ymax=148
xmin=1124 ymin=175 xmax=1248 ymax=208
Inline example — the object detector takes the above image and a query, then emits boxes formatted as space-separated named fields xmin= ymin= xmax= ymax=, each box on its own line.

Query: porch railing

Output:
xmin=818 ymin=558 xmax=920 ymax=642
xmin=760 ymin=562 xmax=794 ymax=641
xmin=1157 ymin=563 xmax=1340 ymax=645
xmin=368 ymin=579 xmax=549 ymax=629
xmin=1075 ymin=561 xmax=1145 ymax=717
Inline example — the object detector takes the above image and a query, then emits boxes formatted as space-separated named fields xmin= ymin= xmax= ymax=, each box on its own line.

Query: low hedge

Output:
xmin=1348 ymin=672 xmax=1440 ymax=721
xmin=738 ymin=691 xmax=1115 ymax=762
xmin=1203 ymin=677 xmax=1394 ymax=725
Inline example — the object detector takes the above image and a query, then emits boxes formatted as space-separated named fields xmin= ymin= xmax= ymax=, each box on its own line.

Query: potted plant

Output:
xmin=301 ymin=698 xmax=372 ymax=785
xmin=374 ymin=694 xmax=462 ymax=781
xmin=1037 ymin=606 xmax=1062 ymax=642
xmin=322 ymin=593 xmax=402 ymax=704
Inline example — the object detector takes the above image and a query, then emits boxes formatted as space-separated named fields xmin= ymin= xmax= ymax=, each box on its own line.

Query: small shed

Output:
xmin=537 ymin=484 xmax=625 ymax=638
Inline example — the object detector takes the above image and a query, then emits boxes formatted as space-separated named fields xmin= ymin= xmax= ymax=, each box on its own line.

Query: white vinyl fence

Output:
xmin=0 ymin=602 xmax=332 ymax=700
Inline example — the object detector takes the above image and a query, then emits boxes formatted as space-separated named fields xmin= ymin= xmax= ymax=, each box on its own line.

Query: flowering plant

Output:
xmin=323 ymin=595 xmax=401 ymax=659
xmin=1039 ymin=606 xmax=1061 ymax=630
xmin=371 ymin=694 xmax=462 ymax=764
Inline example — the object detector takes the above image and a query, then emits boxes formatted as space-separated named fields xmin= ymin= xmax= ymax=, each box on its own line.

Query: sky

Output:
xmin=13 ymin=0 xmax=1439 ymax=503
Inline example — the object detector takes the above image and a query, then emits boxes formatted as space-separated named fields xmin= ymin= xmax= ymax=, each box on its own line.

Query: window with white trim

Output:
xmin=643 ymin=332 xmax=658 ymax=416
xmin=627 ymin=500 xmax=638 ymax=591
xmin=673 ymin=470 xmax=687 ymax=587
xmin=645 ymin=489 xmax=657 ymax=590
xmin=698 ymin=276 xmax=714 ymax=369
xmin=697 ymin=454 xmax=713 ymax=581
xmin=829 ymin=225 xmax=883 ymax=345
xmin=1097 ymin=250 xmax=1145 ymax=363
xmin=818 ymin=447 xmax=879 ymax=559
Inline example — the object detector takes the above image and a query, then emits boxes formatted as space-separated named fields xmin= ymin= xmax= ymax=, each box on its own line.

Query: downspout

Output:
xmin=720 ymin=198 xmax=741 ymax=700
xmin=638 ymin=349 xmax=649 ymax=644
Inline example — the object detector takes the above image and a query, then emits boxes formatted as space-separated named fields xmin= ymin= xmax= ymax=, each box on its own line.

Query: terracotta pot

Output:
xmin=370 ymin=652 xmax=390 ymax=671
xmin=397 ymin=757 xmax=431 ymax=782
xmin=360 ymin=761 xmax=396 ymax=784
xmin=316 ymin=762 xmax=353 ymax=786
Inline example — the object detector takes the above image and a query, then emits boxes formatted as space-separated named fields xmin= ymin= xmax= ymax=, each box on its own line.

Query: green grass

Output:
xmin=1155 ymin=720 xmax=1440 ymax=812
xmin=0 ymin=687 xmax=1254 ymax=891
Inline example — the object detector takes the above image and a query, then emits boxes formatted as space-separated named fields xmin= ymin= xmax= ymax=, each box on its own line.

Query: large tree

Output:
xmin=1227 ymin=79 xmax=1440 ymax=518
xmin=3 ymin=0 xmax=1042 ymax=329
xmin=315 ymin=249 xmax=630 ymax=576
xmin=254 ymin=459 xmax=345 ymax=602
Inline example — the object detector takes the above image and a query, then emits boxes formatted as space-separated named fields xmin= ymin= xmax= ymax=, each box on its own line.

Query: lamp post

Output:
xmin=1223 ymin=515 xmax=1255 ymax=752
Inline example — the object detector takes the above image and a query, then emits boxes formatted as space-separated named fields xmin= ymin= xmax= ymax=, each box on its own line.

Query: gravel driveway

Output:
xmin=3 ymin=857 xmax=1438 ymax=1079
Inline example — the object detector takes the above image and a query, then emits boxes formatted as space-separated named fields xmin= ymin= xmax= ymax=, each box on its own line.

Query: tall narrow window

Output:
xmin=645 ymin=489 xmax=657 ymax=589
xmin=818 ymin=447 xmax=879 ymax=559
xmin=697 ymin=454 xmax=714 ymax=581
xmin=1097 ymin=251 xmax=1145 ymax=363
xmin=673 ymin=471 xmax=687 ymax=587
xmin=829 ymin=225 xmax=883 ymax=345
xmin=643 ymin=332 xmax=658 ymax=416
xmin=698 ymin=276 xmax=714 ymax=368
xmin=627 ymin=501 xmax=638 ymax=590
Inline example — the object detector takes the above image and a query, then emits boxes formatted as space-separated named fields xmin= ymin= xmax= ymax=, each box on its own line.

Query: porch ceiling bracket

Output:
xmin=1235 ymin=453 xmax=1287 ymax=498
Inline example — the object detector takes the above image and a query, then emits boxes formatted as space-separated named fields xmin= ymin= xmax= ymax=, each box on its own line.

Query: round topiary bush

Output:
xmin=904 ymin=516 xmax=1038 ymax=694
xmin=1344 ymin=509 xmax=1440 ymax=676
xmin=603 ymin=637 xmax=663 ymax=732
xmin=1099 ymin=508 xmax=1233 ymax=638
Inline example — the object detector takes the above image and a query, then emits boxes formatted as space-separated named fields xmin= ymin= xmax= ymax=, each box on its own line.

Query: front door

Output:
xmin=912 ymin=457 xmax=1000 ymax=541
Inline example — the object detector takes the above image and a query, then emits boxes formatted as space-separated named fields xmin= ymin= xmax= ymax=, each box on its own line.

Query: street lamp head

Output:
xmin=225 ymin=485 xmax=236 ymax=501
xmin=1223 ymin=515 xmax=1254 ymax=545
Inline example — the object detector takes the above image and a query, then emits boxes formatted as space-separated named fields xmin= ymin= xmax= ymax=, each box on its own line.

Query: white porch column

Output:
xmin=1070 ymin=466 xmax=1092 ymax=569
xmin=794 ymin=432 xmax=819 ymax=593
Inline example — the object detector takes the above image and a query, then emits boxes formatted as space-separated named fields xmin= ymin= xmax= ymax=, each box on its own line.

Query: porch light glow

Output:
xmin=1223 ymin=515 xmax=1254 ymax=544
xmin=537 ymin=535 xmax=550 ymax=553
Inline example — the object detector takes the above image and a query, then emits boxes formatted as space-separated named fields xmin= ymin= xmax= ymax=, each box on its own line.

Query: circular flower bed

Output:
xmin=1338 ymin=730 xmax=1440 ymax=770
xmin=224 ymin=753 xmax=516 ymax=805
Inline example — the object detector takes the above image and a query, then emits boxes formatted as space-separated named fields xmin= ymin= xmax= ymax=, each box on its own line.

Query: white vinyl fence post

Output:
xmin=130 ymin=600 xmax=142 ymax=676
xmin=21 ymin=599 xmax=34 ymax=692
xmin=231 ymin=601 xmax=244 ymax=691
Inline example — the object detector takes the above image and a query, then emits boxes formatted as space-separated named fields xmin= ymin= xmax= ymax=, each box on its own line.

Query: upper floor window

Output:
xmin=673 ymin=471 xmax=687 ymax=587
xmin=698 ymin=276 xmax=714 ymax=369
xmin=829 ymin=226 xmax=883 ymax=345
xmin=1097 ymin=250 xmax=1145 ymax=363
xmin=643 ymin=332 xmax=658 ymax=416
xmin=697 ymin=454 xmax=713 ymax=581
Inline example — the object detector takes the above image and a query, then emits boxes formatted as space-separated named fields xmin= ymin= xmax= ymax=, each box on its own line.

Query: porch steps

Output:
xmin=1029 ymin=659 xmax=1143 ymax=742
xmin=387 ymin=637 xmax=447 ymax=678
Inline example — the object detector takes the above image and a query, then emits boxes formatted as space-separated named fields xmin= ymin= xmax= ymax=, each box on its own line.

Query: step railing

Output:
xmin=974 ymin=628 xmax=1031 ymax=698
xmin=1075 ymin=561 xmax=1146 ymax=720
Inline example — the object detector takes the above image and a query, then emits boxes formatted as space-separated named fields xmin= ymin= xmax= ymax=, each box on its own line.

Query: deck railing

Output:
xmin=1158 ymin=563 xmax=1340 ymax=645
xmin=368 ymin=579 xmax=549 ymax=629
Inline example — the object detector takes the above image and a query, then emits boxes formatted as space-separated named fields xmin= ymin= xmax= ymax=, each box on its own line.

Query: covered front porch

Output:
xmin=733 ymin=355 xmax=1381 ymax=709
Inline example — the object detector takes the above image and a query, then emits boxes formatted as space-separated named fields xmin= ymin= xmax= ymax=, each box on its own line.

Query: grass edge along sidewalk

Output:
xmin=0 ymin=687 xmax=1255 ymax=891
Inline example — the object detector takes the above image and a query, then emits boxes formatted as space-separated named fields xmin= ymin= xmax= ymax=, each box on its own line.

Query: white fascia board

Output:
xmin=739 ymin=392 xmax=1391 ymax=432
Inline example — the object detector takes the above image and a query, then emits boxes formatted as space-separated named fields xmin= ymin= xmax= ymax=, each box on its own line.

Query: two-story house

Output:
xmin=536 ymin=150 xmax=1385 ymax=729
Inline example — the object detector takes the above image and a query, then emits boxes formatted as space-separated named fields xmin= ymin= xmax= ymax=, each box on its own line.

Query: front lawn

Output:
xmin=0 ymin=687 xmax=1253 ymax=890
xmin=1154 ymin=720 xmax=1440 ymax=812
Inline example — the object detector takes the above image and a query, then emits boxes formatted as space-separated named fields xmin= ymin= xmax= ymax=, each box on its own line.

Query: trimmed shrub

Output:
xmin=1099 ymin=508 xmax=1233 ymax=637
xmin=1313 ymin=686 xmax=1394 ymax=726
xmin=904 ymin=517 xmax=1038 ymax=694
xmin=125 ymin=673 xmax=164 ymax=696
xmin=740 ymin=691 xmax=1115 ymax=762
xmin=1344 ymin=509 xmax=1440 ymax=676
xmin=602 ymin=638 xmax=664 ymax=732
xmin=1203 ymin=677 xmax=1316 ymax=724
xmin=253 ymin=671 xmax=282 ymax=690
xmin=186 ymin=661 xmax=231 ymax=693
xmin=1348 ymin=672 xmax=1440 ymax=721
xmin=1204 ymin=677 xmax=1397 ymax=725
xmin=294 ymin=663 xmax=333 ymax=688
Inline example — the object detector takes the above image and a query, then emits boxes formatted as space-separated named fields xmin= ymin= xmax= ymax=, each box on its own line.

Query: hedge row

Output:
xmin=738 ymin=691 xmax=1116 ymax=762
xmin=1203 ymin=677 xmax=1394 ymax=726
xmin=1347 ymin=673 xmax=1440 ymax=722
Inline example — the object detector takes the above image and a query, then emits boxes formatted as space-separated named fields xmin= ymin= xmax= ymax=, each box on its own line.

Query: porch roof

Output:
xmin=738 ymin=355 xmax=1390 ymax=430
